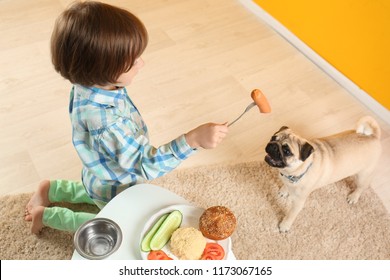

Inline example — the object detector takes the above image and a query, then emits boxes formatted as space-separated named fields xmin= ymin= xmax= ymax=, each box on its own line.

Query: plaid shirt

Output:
xmin=69 ymin=85 xmax=196 ymax=202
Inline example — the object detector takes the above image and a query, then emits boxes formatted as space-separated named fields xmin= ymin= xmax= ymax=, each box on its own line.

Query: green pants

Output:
xmin=42 ymin=180 xmax=105 ymax=232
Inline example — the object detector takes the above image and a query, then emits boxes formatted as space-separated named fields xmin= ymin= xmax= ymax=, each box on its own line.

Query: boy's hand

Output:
xmin=185 ymin=123 xmax=228 ymax=149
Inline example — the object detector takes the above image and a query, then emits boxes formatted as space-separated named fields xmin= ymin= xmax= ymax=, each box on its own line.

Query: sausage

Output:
xmin=251 ymin=89 xmax=271 ymax=113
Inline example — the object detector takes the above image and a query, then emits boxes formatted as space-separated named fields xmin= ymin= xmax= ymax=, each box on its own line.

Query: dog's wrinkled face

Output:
xmin=264 ymin=126 xmax=314 ymax=169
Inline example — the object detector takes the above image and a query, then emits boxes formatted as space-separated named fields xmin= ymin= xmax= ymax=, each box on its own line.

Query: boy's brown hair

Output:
xmin=51 ymin=1 xmax=148 ymax=87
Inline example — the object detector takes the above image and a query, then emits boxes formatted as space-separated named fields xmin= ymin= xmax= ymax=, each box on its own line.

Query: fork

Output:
xmin=228 ymin=102 xmax=256 ymax=127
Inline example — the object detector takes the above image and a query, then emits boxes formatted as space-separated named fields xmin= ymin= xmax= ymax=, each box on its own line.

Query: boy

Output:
xmin=25 ymin=1 xmax=228 ymax=234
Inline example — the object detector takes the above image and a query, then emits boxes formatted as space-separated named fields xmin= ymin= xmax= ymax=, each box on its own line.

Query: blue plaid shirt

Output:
xmin=69 ymin=85 xmax=196 ymax=202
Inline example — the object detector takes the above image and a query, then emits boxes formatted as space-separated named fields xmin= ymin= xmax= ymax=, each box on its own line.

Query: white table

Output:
xmin=72 ymin=184 xmax=191 ymax=260
xmin=72 ymin=183 xmax=235 ymax=260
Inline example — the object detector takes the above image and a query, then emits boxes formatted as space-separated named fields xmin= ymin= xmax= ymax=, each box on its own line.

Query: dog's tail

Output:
xmin=356 ymin=116 xmax=381 ymax=139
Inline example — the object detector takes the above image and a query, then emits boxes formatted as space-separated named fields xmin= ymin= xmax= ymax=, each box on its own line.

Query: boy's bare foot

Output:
xmin=30 ymin=206 xmax=45 ymax=234
xmin=25 ymin=180 xmax=51 ymax=221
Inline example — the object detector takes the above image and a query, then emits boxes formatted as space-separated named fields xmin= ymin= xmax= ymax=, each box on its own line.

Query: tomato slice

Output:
xmin=147 ymin=250 xmax=173 ymax=260
xmin=201 ymin=243 xmax=225 ymax=260
xmin=201 ymin=252 xmax=216 ymax=260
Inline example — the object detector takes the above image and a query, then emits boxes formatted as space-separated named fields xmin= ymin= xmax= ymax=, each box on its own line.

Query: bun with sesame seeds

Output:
xmin=199 ymin=206 xmax=236 ymax=240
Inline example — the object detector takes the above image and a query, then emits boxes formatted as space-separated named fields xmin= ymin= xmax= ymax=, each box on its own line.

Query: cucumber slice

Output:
xmin=149 ymin=210 xmax=182 ymax=251
xmin=141 ymin=213 xmax=169 ymax=252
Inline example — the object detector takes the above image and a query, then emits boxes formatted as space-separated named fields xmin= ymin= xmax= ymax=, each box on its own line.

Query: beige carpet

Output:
xmin=1 ymin=161 xmax=390 ymax=260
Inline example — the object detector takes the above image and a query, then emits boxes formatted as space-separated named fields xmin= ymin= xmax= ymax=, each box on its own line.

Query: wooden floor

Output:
xmin=1 ymin=0 xmax=389 ymax=213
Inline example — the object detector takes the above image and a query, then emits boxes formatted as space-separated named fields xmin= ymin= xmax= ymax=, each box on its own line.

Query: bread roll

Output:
xmin=199 ymin=206 xmax=236 ymax=240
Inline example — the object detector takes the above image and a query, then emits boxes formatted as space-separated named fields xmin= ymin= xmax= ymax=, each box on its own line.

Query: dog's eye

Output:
xmin=282 ymin=145 xmax=292 ymax=156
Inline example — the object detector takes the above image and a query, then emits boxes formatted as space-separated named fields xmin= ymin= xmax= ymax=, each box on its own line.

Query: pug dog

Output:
xmin=264 ymin=116 xmax=382 ymax=233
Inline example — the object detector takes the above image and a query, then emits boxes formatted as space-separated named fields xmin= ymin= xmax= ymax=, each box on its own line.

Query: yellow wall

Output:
xmin=253 ymin=0 xmax=390 ymax=110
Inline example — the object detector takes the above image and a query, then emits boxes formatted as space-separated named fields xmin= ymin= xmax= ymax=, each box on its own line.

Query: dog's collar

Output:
xmin=280 ymin=163 xmax=313 ymax=183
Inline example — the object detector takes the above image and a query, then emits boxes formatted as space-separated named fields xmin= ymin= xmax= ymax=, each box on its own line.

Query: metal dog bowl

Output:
xmin=74 ymin=218 xmax=122 ymax=260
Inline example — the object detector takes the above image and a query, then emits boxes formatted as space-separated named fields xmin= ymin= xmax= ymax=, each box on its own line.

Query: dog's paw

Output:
xmin=278 ymin=220 xmax=291 ymax=233
xmin=278 ymin=190 xmax=289 ymax=198
xmin=347 ymin=192 xmax=360 ymax=204
xmin=278 ymin=186 xmax=289 ymax=198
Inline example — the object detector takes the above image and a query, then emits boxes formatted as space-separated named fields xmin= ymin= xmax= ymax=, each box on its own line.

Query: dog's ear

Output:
xmin=300 ymin=142 xmax=314 ymax=161
xmin=271 ymin=126 xmax=289 ymax=141
xmin=277 ymin=126 xmax=289 ymax=133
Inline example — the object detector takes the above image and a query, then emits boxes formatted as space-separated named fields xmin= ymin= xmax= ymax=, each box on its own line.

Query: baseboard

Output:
xmin=239 ymin=0 xmax=390 ymax=125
